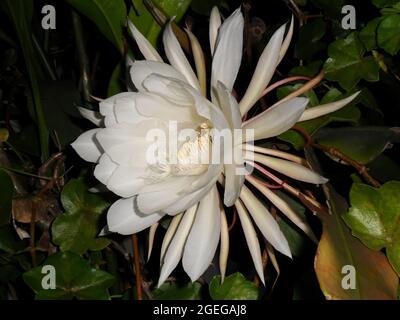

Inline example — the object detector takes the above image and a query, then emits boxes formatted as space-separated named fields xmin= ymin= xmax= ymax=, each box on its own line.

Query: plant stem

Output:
xmin=131 ymin=234 xmax=143 ymax=300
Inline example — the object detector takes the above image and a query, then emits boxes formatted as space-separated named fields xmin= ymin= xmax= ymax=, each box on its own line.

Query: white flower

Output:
xmin=72 ymin=7 xmax=359 ymax=285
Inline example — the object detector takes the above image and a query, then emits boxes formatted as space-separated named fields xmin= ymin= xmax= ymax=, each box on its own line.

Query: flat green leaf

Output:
xmin=343 ymin=181 xmax=400 ymax=275
xmin=279 ymin=89 xmax=360 ymax=149
xmin=153 ymin=282 xmax=201 ymax=300
xmin=324 ymin=33 xmax=380 ymax=90
xmin=107 ymin=63 xmax=124 ymax=96
xmin=314 ymin=127 xmax=400 ymax=164
xmin=65 ymin=0 xmax=126 ymax=53
xmin=369 ymin=155 xmax=400 ymax=183
xmin=23 ymin=251 xmax=114 ymax=300
xmin=372 ymin=0 xmax=400 ymax=8
xmin=314 ymin=186 xmax=398 ymax=299
xmin=0 ymin=169 xmax=13 ymax=226
xmin=360 ymin=17 xmax=382 ymax=51
xmin=129 ymin=0 xmax=192 ymax=47
xmin=377 ymin=14 xmax=400 ymax=55
xmin=295 ymin=18 xmax=327 ymax=61
xmin=209 ymin=273 xmax=258 ymax=300
xmin=52 ymin=179 xmax=110 ymax=255
xmin=290 ymin=60 xmax=324 ymax=78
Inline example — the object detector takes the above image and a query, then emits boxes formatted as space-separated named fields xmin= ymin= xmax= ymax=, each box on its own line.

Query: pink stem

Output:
xmin=261 ymin=76 xmax=311 ymax=98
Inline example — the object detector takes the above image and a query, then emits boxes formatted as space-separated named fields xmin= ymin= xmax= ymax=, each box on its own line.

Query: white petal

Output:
xmin=209 ymin=6 xmax=222 ymax=55
xmin=242 ymin=97 xmax=308 ymax=142
xmin=252 ymin=153 xmax=328 ymax=184
xmin=137 ymin=176 xmax=197 ymax=214
xmin=239 ymin=24 xmax=286 ymax=115
xmin=147 ymin=223 xmax=159 ymax=261
xmin=240 ymin=185 xmax=291 ymax=258
xmin=107 ymin=197 xmax=164 ymax=235
xmin=219 ymin=208 xmax=229 ymax=283
xmin=163 ymin=22 xmax=200 ymax=91
xmin=215 ymin=81 xmax=241 ymax=129
xmin=278 ymin=16 xmax=294 ymax=64
xmin=130 ymin=60 xmax=187 ymax=92
xmin=299 ymin=91 xmax=361 ymax=122
xmin=246 ymin=175 xmax=317 ymax=243
xmin=71 ymin=129 xmax=103 ymax=163
xmin=128 ymin=20 xmax=163 ymax=62
xmin=158 ymin=204 xmax=197 ymax=286
xmin=235 ymin=199 xmax=264 ymax=284
xmin=78 ymin=107 xmax=103 ymax=126
xmin=224 ymin=163 xmax=245 ymax=207
xmin=106 ymin=165 xmax=147 ymax=198
xmin=160 ymin=213 xmax=183 ymax=264
xmin=94 ymin=154 xmax=117 ymax=185
xmin=211 ymin=8 xmax=244 ymax=100
xmin=112 ymin=93 xmax=147 ymax=124
xmin=186 ymin=29 xmax=207 ymax=96
xmin=99 ymin=93 xmax=136 ymax=127
xmin=182 ymin=186 xmax=221 ymax=281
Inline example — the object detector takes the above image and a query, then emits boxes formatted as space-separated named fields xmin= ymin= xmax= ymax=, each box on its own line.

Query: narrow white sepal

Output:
xmin=298 ymin=91 xmax=361 ymax=122
xmin=235 ymin=199 xmax=265 ymax=285
xmin=186 ymin=29 xmax=207 ymax=96
xmin=158 ymin=205 xmax=198 ymax=287
xmin=246 ymin=175 xmax=318 ymax=243
xmin=219 ymin=208 xmax=229 ymax=284
xmin=128 ymin=20 xmax=163 ymax=62
xmin=239 ymin=24 xmax=286 ymax=115
xmin=78 ymin=107 xmax=103 ymax=127
xmin=209 ymin=6 xmax=222 ymax=55
xmin=252 ymin=153 xmax=329 ymax=184
xmin=163 ymin=22 xmax=201 ymax=91
xmin=160 ymin=213 xmax=183 ymax=265
xmin=278 ymin=16 xmax=294 ymax=64
xmin=147 ymin=223 xmax=159 ymax=262
xmin=240 ymin=185 xmax=292 ymax=258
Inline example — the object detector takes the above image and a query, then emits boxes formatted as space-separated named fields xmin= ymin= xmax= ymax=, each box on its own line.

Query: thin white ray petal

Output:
xmin=242 ymin=144 xmax=306 ymax=165
xmin=299 ymin=91 xmax=361 ymax=122
xmin=186 ymin=29 xmax=207 ymax=96
xmin=147 ymin=223 xmax=159 ymax=261
xmin=219 ymin=208 xmax=229 ymax=283
xmin=71 ymin=129 xmax=103 ymax=163
xmin=182 ymin=186 xmax=221 ymax=282
xmin=239 ymin=24 xmax=286 ymax=115
xmin=278 ymin=16 xmax=294 ymax=64
xmin=251 ymin=153 xmax=328 ymax=184
xmin=246 ymin=175 xmax=318 ymax=243
xmin=107 ymin=197 xmax=164 ymax=235
xmin=211 ymin=8 xmax=244 ymax=101
xmin=240 ymin=185 xmax=292 ymax=258
xmin=209 ymin=6 xmax=222 ymax=55
xmin=160 ymin=213 xmax=184 ymax=265
xmin=242 ymin=97 xmax=308 ymax=142
xmin=78 ymin=107 xmax=103 ymax=127
xmin=235 ymin=199 xmax=265 ymax=284
xmin=158 ymin=204 xmax=198 ymax=287
xmin=128 ymin=20 xmax=163 ymax=62
xmin=163 ymin=22 xmax=200 ymax=91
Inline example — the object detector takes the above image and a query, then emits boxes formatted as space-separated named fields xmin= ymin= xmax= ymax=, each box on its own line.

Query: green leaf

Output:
xmin=290 ymin=60 xmax=324 ymax=78
xmin=372 ymin=0 xmax=400 ymax=8
xmin=65 ymin=0 xmax=126 ymax=53
xmin=369 ymin=155 xmax=400 ymax=183
xmin=153 ymin=282 xmax=201 ymax=300
xmin=0 ymin=0 xmax=49 ymax=161
xmin=279 ymin=90 xmax=360 ymax=149
xmin=107 ymin=63 xmax=124 ymax=96
xmin=310 ymin=0 xmax=345 ymax=19
xmin=343 ymin=181 xmax=400 ymax=275
xmin=314 ymin=185 xmax=399 ymax=299
xmin=360 ymin=17 xmax=382 ymax=51
xmin=324 ymin=33 xmax=380 ymax=90
xmin=277 ymin=84 xmax=319 ymax=107
xmin=209 ymin=273 xmax=258 ymax=300
xmin=377 ymin=14 xmax=400 ymax=55
xmin=314 ymin=127 xmax=400 ymax=164
xmin=295 ymin=18 xmax=327 ymax=61
xmin=0 ymin=169 xmax=13 ymax=226
xmin=52 ymin=179 xmax=110 ymax=255
xmin=129 ymin=0 xmax=192 ymax=47
xmin=23 ymin=251 xmax=114 ymax=300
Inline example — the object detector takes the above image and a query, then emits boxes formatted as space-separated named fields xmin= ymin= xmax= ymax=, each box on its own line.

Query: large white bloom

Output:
xmin=72 ymin=7 xmax=359 ymax=285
